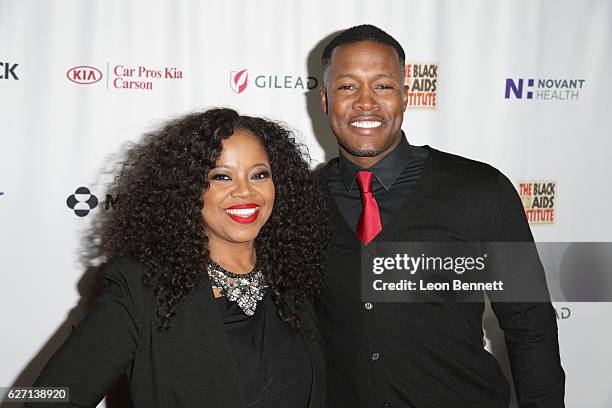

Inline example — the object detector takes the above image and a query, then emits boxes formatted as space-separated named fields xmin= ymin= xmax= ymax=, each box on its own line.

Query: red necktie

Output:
xmin=356 ymin=171 xmax=382 ymax=244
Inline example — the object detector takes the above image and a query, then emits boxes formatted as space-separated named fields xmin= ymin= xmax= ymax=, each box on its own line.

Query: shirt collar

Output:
xmin=338 ymin=132 xmax=413 ymax=192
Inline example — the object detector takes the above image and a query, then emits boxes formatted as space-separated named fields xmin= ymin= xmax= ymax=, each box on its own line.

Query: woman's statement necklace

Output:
xmin=207 ymin=260 xmax=267 ymax=316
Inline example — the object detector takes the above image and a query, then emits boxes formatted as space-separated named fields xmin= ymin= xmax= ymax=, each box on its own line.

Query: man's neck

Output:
xmin=339 ymin=137 xmax=402 ymax=169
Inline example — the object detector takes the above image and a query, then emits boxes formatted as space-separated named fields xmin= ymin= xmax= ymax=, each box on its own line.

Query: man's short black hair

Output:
xmin=321 ymin=24 xmax=405 ymax=84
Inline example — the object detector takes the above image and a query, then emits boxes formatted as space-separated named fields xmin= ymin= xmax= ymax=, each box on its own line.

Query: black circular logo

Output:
xmin=67 ymin=187 xmax=98 ymax=217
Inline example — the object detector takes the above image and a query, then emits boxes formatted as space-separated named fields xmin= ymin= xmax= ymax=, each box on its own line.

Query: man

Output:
xmin=314 ymin=24 xmax=565 ymax=408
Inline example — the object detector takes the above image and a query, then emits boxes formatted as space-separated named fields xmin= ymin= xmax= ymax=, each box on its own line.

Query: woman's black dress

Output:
xmin=217 ymin=291 xmax=313 ymax=408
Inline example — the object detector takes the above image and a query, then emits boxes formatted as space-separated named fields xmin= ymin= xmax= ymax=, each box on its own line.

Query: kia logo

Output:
xmin=230 ymin=69 xmax=248 ymax=94
xmin=67 ymin=66 xmax=103 ymax=84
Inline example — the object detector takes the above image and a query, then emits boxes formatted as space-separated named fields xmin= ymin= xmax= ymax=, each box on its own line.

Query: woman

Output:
xmin=28 ymin=108 xmax=329 ymax=407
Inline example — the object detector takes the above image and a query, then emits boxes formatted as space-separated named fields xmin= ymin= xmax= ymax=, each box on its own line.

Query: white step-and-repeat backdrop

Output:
xmin=1 ymin=1 xmax=611 ymax=407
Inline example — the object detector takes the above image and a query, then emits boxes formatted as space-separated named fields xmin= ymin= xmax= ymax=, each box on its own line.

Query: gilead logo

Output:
xmin=230 ymin=69 xmax=248 ymax=94
xmin=67 ymin=66 xmax=103 ymax=84
xmin=229 ymin=68 xmax=318 ymax=94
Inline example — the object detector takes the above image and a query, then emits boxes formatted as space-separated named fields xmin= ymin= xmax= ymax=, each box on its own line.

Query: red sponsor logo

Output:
xmin=67 ymin=66 xmax=102 ymax=84
xmin=230 ymin=69 xmax=248 ymax=94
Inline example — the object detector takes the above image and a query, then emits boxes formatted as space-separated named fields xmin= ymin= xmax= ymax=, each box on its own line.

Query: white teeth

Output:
xmin=351 ymin=121 xmax=382 ymax=129
xmin=225 ymin=208 xmax=258 ymax=217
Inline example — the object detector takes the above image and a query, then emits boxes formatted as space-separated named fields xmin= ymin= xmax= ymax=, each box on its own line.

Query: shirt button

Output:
xmin=382 ymin=403 xmax=391 ymax=408
xmin=371 ymin=352 xmax=380 ymax=360
xmin=364 ymin=302 xmax=373 ymax=310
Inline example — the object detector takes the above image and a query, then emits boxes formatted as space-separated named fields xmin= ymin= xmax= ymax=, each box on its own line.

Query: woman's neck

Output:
xmin=208 ymin=240 xmax=256 ymax=275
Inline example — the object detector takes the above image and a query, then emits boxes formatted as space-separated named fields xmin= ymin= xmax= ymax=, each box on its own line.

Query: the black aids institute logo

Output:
xmin=67 ymin=187 xmax=98 ymax=217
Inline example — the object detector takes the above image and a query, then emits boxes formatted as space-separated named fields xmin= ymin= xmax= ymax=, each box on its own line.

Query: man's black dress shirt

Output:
xmin=326 ymin=135 xmax=429 ymax=231
xmin=315 ymin=137 xmax=565 ymax=408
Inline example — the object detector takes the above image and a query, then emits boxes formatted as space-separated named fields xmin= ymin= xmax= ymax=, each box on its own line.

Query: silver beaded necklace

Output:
xmin=207 ymin=260 xmax=267 ymax=316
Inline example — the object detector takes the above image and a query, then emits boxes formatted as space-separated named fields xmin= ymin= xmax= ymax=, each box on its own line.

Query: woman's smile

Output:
xmin=225 ymin=203 xmax=260 ymax=224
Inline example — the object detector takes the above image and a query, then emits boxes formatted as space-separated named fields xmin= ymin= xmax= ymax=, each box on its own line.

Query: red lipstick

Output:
xmin=225 ymin=203 xmax=260 ymax=224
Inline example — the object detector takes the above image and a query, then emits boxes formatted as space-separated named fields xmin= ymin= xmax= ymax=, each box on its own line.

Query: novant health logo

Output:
xmin=505 ymin=78 xmax=585 ymax=100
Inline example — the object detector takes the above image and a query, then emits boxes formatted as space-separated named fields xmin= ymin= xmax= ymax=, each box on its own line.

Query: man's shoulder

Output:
xmin=428 ymin=147 xmax=503 ymax=185
xmin=311 ymin=148 xmax=507 ymax=188
xmin=430 ymin=147 xmax=497 ymax=173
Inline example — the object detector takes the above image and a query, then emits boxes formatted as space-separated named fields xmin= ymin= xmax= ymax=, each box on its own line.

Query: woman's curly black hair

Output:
xmin=101 ymin=108 xmax=329 ymax=330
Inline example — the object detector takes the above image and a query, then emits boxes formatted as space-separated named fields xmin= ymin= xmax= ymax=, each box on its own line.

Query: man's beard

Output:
xmin=340 ymin=142 xmax=385 ymax=158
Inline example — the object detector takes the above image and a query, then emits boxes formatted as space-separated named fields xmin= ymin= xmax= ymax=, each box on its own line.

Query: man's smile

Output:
xmin=351 ymin=120 xmax=383 ymax=129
